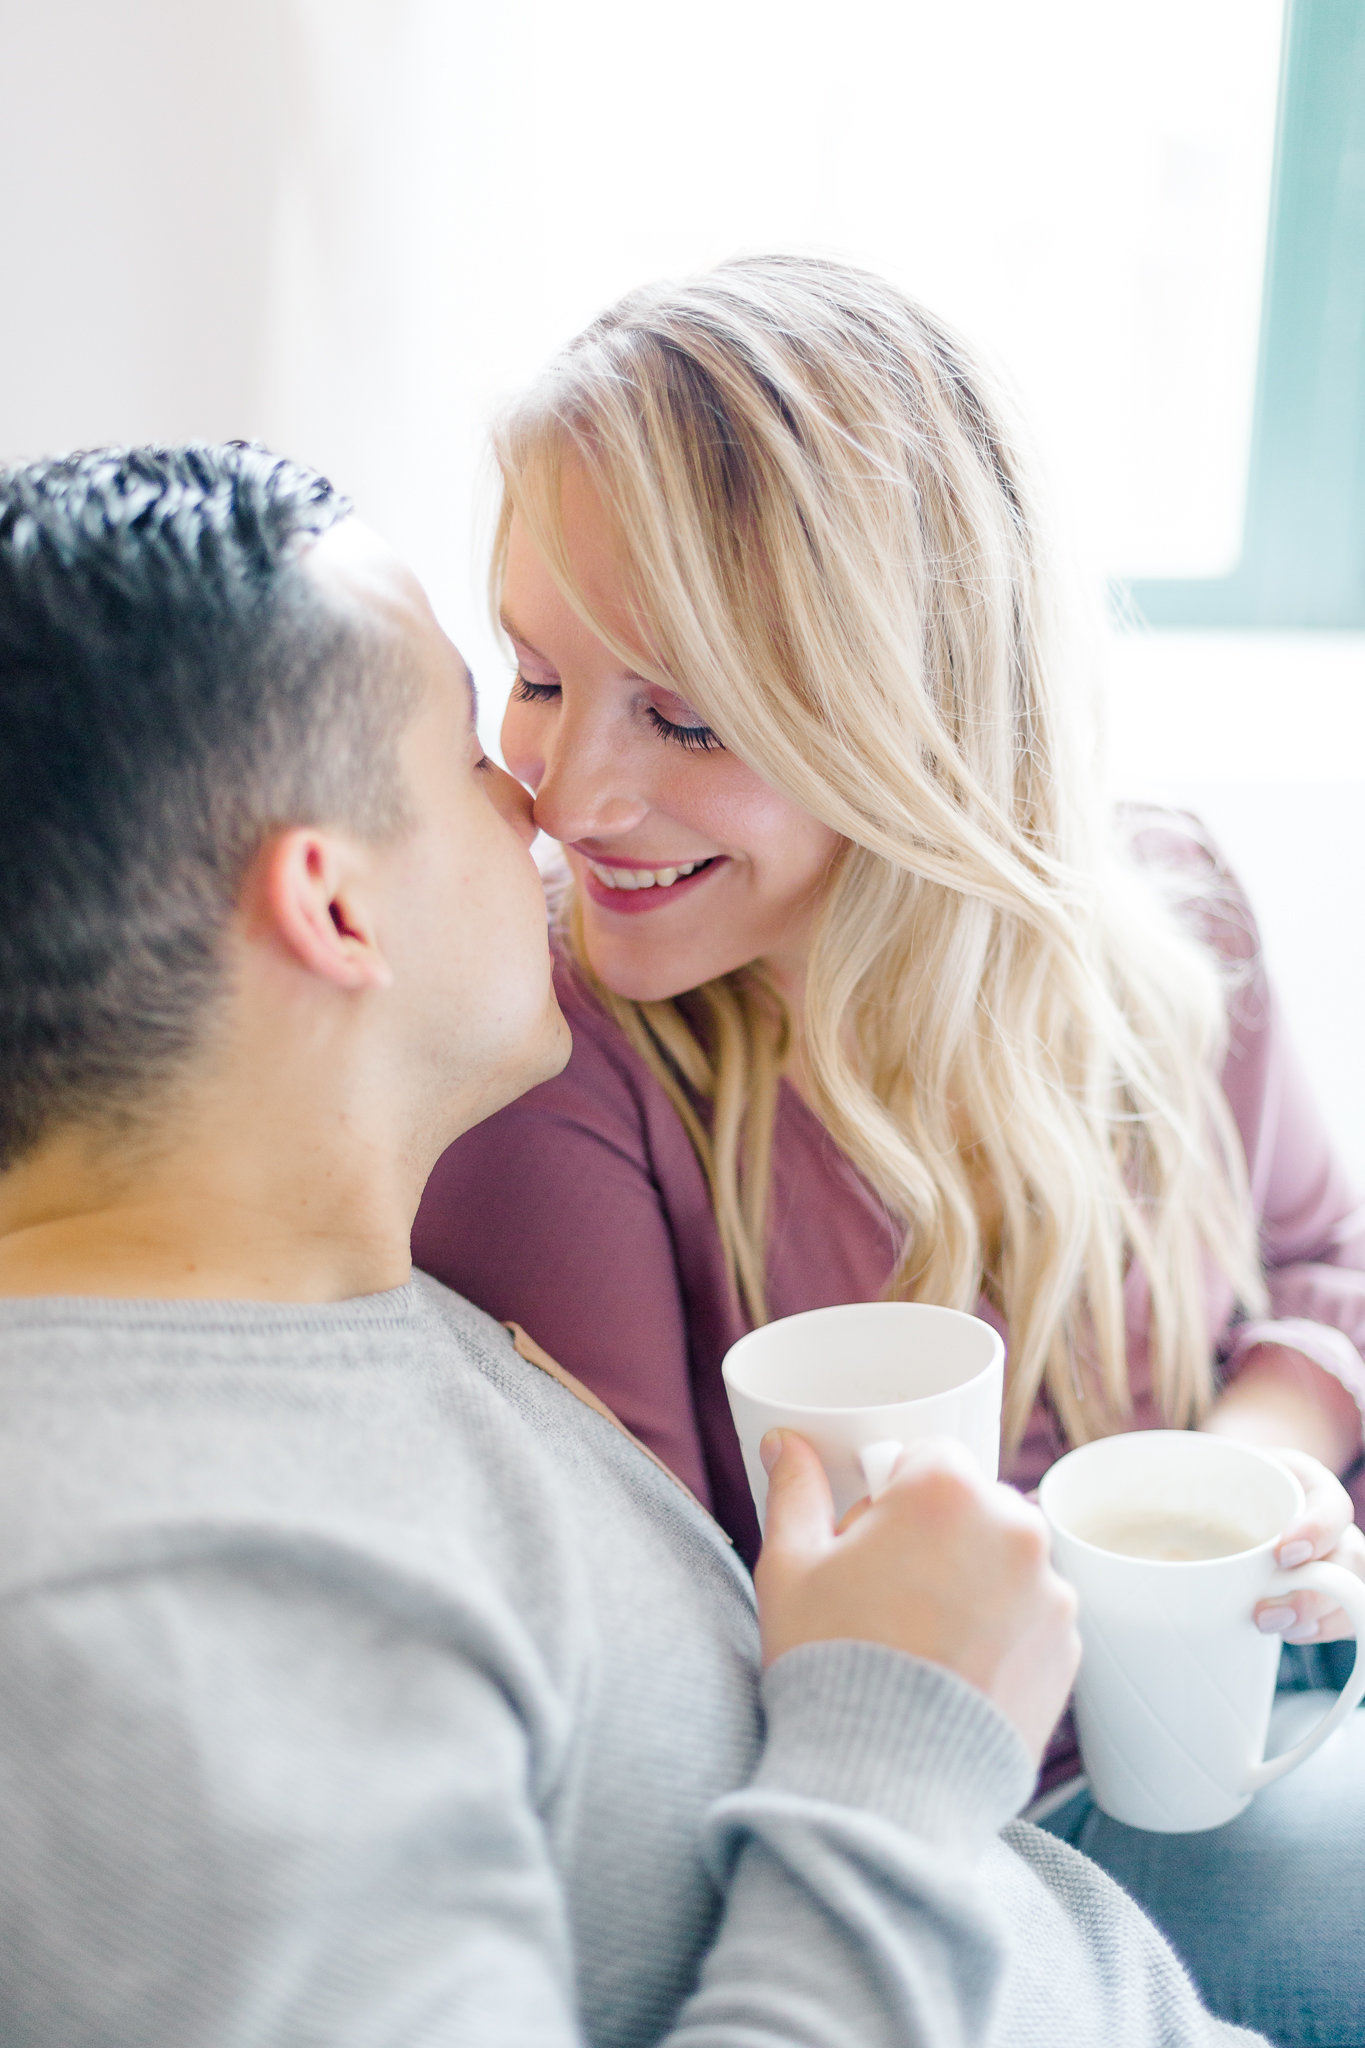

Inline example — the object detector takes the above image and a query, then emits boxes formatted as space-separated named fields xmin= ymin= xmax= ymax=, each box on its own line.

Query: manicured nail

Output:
xmin=1284 ymin=1620 xmax=1322 ymax=1644
xmin=760 ymin=1431 xmax=782 ymax=1474
xmin=1257 ymin=1606 xmax=1298 ymax=1634
xmin=1277 ymin=1539 xmax=1313 ymax=1569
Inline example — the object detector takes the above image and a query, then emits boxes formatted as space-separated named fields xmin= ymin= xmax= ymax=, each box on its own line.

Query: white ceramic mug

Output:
xmin=722 ymin=1300 xmax=1004 ymax=1528
xmin=1039 ymin=1430 xmax=1365 ymax=1832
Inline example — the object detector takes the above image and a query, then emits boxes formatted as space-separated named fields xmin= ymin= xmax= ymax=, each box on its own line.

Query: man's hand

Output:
xmin=753 ymin=1431 xmax=1080 ymax=1766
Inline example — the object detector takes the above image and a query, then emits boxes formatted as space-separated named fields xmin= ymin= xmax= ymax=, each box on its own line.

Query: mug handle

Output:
xmin=857 ymin=1439 xmax=905 ymax=1501
xmin=1245 ymin=1560 xmax=1365 ymax=1792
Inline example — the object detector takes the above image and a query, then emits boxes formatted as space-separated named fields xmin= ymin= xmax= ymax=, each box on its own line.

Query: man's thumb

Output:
xmin=759 ymin=1430 xmax=835 ymax=1556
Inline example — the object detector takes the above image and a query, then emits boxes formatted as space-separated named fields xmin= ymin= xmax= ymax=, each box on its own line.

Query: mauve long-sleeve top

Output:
xmin=416 ymin=821 xmax=1365 ymax=1565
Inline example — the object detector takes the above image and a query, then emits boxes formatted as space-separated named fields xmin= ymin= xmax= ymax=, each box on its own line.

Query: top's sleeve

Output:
xmin=1131 ymin=810 xmax=1365 ymax=1449
xmin=413 ymin=1005 xmax=714 ymax=1507
xmin=1220 ymin=976 xmax=1365 ymax=1437
xmin=1171 ymin=819 xmax=1365 ymax=1441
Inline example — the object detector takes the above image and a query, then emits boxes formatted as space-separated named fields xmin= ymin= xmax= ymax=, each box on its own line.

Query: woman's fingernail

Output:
xmin=1277 ymin=1539 xmax=1313 ymax=1569
xmin=759 ymin=1431 xmax=782 ymax=1474
xmin=1284 ymin=1620 xmax=1322 ymax=1644
xmin=1257 ymin=1605 xmax=1298 ymax=1634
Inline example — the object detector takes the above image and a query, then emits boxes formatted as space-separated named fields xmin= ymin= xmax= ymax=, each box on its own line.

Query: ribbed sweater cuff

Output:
xmin=757 ymin=1641 xmax=1036 ymax=1855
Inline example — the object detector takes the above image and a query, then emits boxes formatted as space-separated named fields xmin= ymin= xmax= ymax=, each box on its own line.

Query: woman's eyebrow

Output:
xmin=498 ymin=612 xmax=547 ymax=659
xmin=499 ymin=612 xmax=656 ymax=691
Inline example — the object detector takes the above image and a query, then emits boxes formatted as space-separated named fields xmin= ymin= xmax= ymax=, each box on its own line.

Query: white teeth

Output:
xmin=587 ymin=857 xmax=708 ymax=892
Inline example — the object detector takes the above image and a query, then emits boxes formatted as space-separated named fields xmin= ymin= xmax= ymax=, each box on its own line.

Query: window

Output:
xmin=1123 ymin=0 xmax=1365 ymax=627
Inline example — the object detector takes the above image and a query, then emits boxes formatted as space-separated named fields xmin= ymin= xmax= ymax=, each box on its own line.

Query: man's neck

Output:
xmin=0 ymin=1115 xmax=420 ymax=1305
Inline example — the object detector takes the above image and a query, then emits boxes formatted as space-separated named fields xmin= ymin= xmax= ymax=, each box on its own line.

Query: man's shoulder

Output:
xmin=0 ymin=1282 xmax=585 ymax=1596
xmin=0 ymin=1277 xmax=514 ymax=1415
xmin=408 ymin=1267 xmax=529 ymax=1371
xmin=0 ymin=1277 xmax=734 ymax=1599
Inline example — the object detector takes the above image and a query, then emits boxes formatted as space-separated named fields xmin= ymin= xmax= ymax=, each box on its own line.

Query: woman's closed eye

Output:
xmin=512 ymin=673 xmax=560 ymax=706
xmin=638 ymin=681 xmax=722 ymax=752
xmin=644 ymin=702 xmax=722 ymax=752
xmin=511 ymin=672 xmax=723 ymax=753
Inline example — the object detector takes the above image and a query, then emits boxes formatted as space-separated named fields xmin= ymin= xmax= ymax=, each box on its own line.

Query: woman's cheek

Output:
xmin=699 ymin=766 xmax=840 ymax=883
xmin=665 ymin=753 xmax=777 ymax=845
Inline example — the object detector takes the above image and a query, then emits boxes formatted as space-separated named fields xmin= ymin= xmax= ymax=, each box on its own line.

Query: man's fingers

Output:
xmin=834 ymin=1497 xmax=874 ymax=1536
xmin=839 ymin=1440 xmax=983 ymax=1533
xmin=758 ymin=1431 xmax=836 ymax=1559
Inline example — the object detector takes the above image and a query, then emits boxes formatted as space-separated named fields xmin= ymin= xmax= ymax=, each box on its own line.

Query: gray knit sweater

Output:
xmin=0 ymin=1276 xmax=1261 ymax=2046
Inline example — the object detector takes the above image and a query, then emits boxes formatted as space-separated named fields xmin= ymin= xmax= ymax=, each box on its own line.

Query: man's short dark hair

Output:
xmin=0 ymin=442 xmax=414 ymax=1170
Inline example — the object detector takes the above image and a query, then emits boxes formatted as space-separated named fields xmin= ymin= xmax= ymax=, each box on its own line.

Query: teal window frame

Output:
xmin=1120 ymin=0 xmax=1365 ymax=629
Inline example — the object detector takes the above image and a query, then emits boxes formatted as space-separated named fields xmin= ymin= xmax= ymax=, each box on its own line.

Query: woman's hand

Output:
xmin=1200 ymin=1342 xmax=1364 ymax=1642
xmin=1253 ymin=1447 xmax=1365 ymax=1643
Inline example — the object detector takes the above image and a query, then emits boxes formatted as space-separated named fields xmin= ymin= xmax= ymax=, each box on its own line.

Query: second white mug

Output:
xmin=1040 ymin=1431 xmax=1365 ymax=1832
xmin=722 ymin=1300 xmax=1004 ymax=1527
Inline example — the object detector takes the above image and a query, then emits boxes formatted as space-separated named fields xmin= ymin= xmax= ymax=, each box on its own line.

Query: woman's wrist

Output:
xmin=1200 ymin=1341 xmax=1363 ymax=1475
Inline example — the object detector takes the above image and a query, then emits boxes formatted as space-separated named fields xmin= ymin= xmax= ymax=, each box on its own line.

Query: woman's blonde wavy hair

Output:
xmin=491 ymin=254 xmax=1268 ymax=1453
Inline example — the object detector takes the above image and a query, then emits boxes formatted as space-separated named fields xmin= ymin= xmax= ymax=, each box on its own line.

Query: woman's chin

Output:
xmin=580 ymin=927 xmax=733 ymax=1005
xmin=587 ymin=956 xmax=705 ymax=1004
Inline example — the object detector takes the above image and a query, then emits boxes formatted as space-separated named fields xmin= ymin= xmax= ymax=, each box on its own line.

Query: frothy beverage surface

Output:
xmin=1075 ymin=1508 xmax=1258 ymax=1562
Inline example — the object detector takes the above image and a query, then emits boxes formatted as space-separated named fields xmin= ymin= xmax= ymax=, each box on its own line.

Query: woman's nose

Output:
xmin=532 ymin=768 xmax=649 ymax=845
xmin=504 ymin=702 xmax=649 ymax=845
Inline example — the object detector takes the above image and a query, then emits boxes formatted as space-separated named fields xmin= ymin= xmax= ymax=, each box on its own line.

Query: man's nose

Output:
xmin=485 ymin=761 xmax=538 ymax=849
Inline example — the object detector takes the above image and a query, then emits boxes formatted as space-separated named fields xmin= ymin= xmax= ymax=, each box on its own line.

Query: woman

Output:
xmin=415 ymin=257 xmax=1365 ymax=2040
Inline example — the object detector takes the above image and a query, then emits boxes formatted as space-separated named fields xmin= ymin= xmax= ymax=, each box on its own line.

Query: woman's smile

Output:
xmin=576 ymin=851 xmax=727 ymax=913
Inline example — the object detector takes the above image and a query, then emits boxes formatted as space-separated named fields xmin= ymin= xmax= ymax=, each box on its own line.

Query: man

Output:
xmin=0 ymin=444 xmax=1260 ymax=2045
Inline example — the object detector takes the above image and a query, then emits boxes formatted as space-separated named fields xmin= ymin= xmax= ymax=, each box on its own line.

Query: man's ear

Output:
xmin=252 ymin=828 xmax=394 ymax=992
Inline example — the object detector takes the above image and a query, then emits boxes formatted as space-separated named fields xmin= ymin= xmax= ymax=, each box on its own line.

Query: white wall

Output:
xmin=2 ymin=0 xmax=1362 ymax=1178
xmin=1106 ymin=634 xmax=1365 ymax=1183
xmin=1 ymin=0 xmax=1287 ymax=696
xmin=0 ymin=3 xmax=286 ymax=454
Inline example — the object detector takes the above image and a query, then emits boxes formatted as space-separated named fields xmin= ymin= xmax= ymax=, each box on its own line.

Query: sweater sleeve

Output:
xmin=676 ymin=1645 xmax=1260 ymax=2048
xmin=0 ymin=1570 xmax=1261 ymax=2048
xmin=413 ymin=997 xmax=714 ymax=1508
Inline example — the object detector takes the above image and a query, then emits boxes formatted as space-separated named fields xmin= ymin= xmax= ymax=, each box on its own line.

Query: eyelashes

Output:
xmin=512 ymin=676 xmax=560 ymax=704
xmin=643 ymin=706 xmax=722 ymax=752
xmin=511 ymin=675 xmax=722 ymax=754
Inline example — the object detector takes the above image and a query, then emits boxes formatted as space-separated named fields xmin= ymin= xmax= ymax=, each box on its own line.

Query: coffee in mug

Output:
xmin=1071 ymin=1508 xmax=1258 ymax=1563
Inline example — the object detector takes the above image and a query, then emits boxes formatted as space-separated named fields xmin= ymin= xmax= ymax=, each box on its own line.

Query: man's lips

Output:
xmin=576 ymin=853 xmax=726 ymax=915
